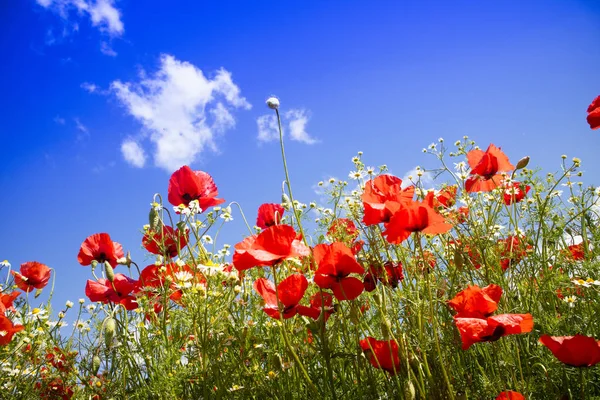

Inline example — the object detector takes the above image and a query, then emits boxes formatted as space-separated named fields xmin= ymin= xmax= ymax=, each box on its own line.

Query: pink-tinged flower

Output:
xmin=587 ymin=95 xmax=600 ymax=130
xmin=465 ymin=144 xmax=514 ymax=193
xmin=539 ymin=334 xmax=600 ymax=367
xmin=142 ymin=225 xmax=189 ymax=258
xmin=382 ymin=200 xmax=452 ymax=244
xmin=361 ymin=175 xmax=414 ymax=225
xmin=256 ymin=203 xmax=285 ymax=229
xmin=233 ymin=225 xmax=309 ymax=271
xmin=502 ymin=182 xmax=531 ymax=205
xmin=253 ymin=274 xmax=308 ymax=319
xmin=359 ymin=337 xmax=401 ymax=375
xmin=454 ymin=313 xmax=534 ymax=350
xmin=167 ymin=166 xmax=225 ymax=210
xmin=0 ymin=315 xmax=24 ymax=345
xmin=12 ymin=262 xmax=51 ymax=292
xmin=85 ymin=273 xmax=138 ymax=310
xmin=77 ymin=233 xmax=124 ymax=267
xmin=313 ymin=242 xmax=365 ymax=301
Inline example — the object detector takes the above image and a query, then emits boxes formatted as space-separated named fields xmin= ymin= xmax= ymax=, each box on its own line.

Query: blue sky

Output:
xmin=1 ymin=0 xmax=599 ymax=314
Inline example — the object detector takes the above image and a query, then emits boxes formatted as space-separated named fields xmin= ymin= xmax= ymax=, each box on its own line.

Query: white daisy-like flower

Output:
xmin=65 ymin=301 xmax=74 ymax=309
xmin=0 ymin=260 xmax=10 ymax=268
xmin=564 ymin=295 xmax=577 ymax=307
xmin=348 ymin=170 xmax=366 ymax=180
xmin=27 ymin=308 xmax=48 ymax=321
xmin=572 ymin=278 xmax=591 ymax=287
xmin=150 ymin=202 xmax=163 ymax=211
xmin=74 ymin=319 xmax=90 ymax=331
xmin=202 ymin=235 xmax=213 ymax=244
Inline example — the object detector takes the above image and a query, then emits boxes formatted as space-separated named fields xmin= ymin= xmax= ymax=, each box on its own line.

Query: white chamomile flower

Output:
xmin=202 ymin=235 xmax=213 ymax=244
xmin=0 ymin=260 xmax=10 ymax=268
xmin=65 ymin=301 xmax=74 ymax=309
xmin=150 ymin=202 xmax=163 ymax=211
xmin=564 ymin=295 xmax=577 ymax=307
xmin=348 ymin=171 xmax=366 ymax=180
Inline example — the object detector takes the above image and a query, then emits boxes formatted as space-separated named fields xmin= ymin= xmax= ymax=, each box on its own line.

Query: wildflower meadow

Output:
xmin=1 ymin=96 xmax=599 ymax=399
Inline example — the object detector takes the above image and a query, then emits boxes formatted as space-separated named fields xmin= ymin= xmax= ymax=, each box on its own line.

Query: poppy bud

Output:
xmin=281 ymin=193 xmax=292 ymax=211
xmin=91 ymin=260 xmax=98 ymax=269
xmin=104 ymin=318 xmax=117 ymax=348
xmin=104 ymin=262 xmax=115 ymax=282
xmin=34 ymin=288 xmax=43 ymax=299
xmin=380 ymin=319 xmax=392 ymax=339
xmin=515 ymin=156 xmax=530 ymax=170
xmin=404 ymin=381 xmax=416 ymax=400
xmin=92 ymin=355 xmax=101 ymax=375
xmin=149 ymin=207 xmax=162 ymax=231
xmin=453 ymin=249 xmax=463 ymax=270
xmin=266 ymin=97 xmax=280 ymax=110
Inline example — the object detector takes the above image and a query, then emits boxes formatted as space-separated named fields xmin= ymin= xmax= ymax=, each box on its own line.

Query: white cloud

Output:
xmin=256 ymin=108 xmax=318 ymax=144
xmin=81 ymin=82 xmax=99 ymax=93
xmin=36 ymin=0 xmax=124 ymax=37
xmin=100 ymin=41 xmax=117 ymax=56
xmin=257 ymin=114 xmax=280 ymax=142
xmin=286 ymin=109 xmax=317 ymax=144
xmin=54 ymin=115 xmax=66 ymax=125
xmin=111 ymin=54 xmax=251 ymax=171
xmin=121 ymin=140 xmax=146 ymax=168
xmin=74 ymin=117 xmax=88 ymax=134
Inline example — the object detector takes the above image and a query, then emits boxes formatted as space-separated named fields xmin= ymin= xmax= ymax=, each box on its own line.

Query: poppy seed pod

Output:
xmin=266 ymin=97 xmax=280 ymax=110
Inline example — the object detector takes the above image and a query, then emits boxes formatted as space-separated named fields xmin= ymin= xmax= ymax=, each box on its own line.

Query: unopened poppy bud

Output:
xmin=515 ymin=156 xmax=530 ymax=170
xmin=149 ymin=207 xmax=162 ymax=231
xmin=104 ymin=262 xmax=115 ymax=282
xmin=453 ymin=249 xmax=463 ymax=270
xmin=104 ymin=318 xmax=117 ymax=347
xmin=404 ymin=381 xmax=416 ymax=400
xmin=92 ymin=355 xmax=101 ymax=375
xmin=380 ymin=318 xmax=392 ymax=339
xmin=34 ymin=288 xmax=43 ymax=299
xmin=266 ymin=97 xmax=280 ymax=110
xmin=281 ymin=193 xmax=291 ymax=211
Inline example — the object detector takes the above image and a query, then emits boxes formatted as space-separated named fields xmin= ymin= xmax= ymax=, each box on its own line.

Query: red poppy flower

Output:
xmin=85 ymin=273 xmax=138 ymax=310
xmin=0 ymin=291 xmax=19 ymax=316
xmin=233 ymin=225 xmax=310 ymax=271
xmin=253 ymin=274 xmax=308 ymax=319
xmin=425 ymin=185 xmax=458 ymax=210
xmin=78 ymin=233 xmax=124 ymax=267
xmin=587 ymin=95 xmax=600 ymax=130
xmin=465 ymin=144 xmax=514 ymax=193
xmin=167 ymin=165 xmax=225 ymax=210
xmin=142 ymin=225 xmax=189 ymax=258
xmin=35 ymin=378 xmax=74 ymax=400
xmin=328 ymin=218 xmax=359 ymax=239
xmin=566 ymin=244 xmax=585 ymax=260
xmin=454 ymin=313 xmax=534 ymax=350
xmin=448 ymin=284 xmax=503 ymax=318
xmin=539 ymin=334 xmax=600 ymax=367
xmin=137 ymin=263 xmax=205 ymax=304
xmin=414 ymin=250 xmax=437 ymax=273
xmin=359 ymin=337 xmax=401 ymax=375
xmin=498 ymin=235 xmax=531 ymax=271
xmin=361 ymin=175 xmax=415 ymax=225
xmin=496 ymin=391 xmax=525 ymax=400
xmin=46 ymin=347 xmax=77 ymax=372
xmin=382 ymin=200 xmax=452 ymax=244
xmin=0 ymin=314 xmax=24 ymax=345
xmin=313 ymin=242 xmax=365 ymax=301
xmin=363 ymin=261 xmax=404 ymax=292
xmin=502 ymin=182 xmax=531 ymax=205
xmin=256 ymin=203 xmax=285 ymax=229
xmin=12 ymin=261 xmax=51 ymax=292
xmin=298 ymin=291 xmax=336 ymax=321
